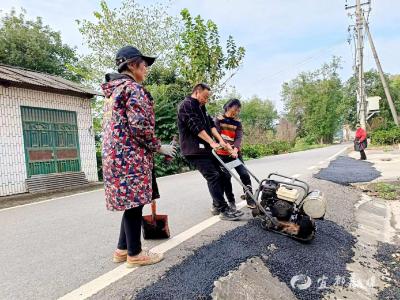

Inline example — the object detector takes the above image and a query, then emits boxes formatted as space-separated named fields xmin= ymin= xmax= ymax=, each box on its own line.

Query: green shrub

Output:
xmin=96 ymin=142 xmax=103 ymax=182
xmin=242 ymin=141 xmax=291 ymax=159
xmin=294 ymin=136 xmax=315 ymax=147
xmin=371 ymin=128 xmax=400 ymax=145
xmin=269 ymin=140 xmax=291 ymax=154
xmin=242 ymin=144 xmax=272 ymax=159
xmin=154 ymin=150 xmax=192 ymax=177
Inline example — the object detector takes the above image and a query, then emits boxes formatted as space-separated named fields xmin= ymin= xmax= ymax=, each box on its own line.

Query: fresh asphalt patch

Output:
xmin=134 ymin=219 xmax=355 ymax=300
xmin=314 ymin=156 xmax=381 ymax=185
xmin=375 ymin=242 xmax=400 ymax=300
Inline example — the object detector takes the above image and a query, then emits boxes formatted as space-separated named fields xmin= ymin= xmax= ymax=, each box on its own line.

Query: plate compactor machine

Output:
xmin=213 ymin=150 xmax=327 ymax=242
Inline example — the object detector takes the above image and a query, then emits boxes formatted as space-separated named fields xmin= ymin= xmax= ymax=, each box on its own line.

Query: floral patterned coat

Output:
xmin=101 ymin=73 xmax=161 ymax=211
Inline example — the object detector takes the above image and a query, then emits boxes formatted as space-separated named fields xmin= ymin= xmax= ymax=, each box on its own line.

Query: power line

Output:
xmin=253 ymin=39 xmax=347 ymax=85
xmin=346 ymin=0 xmax=399 ymax=127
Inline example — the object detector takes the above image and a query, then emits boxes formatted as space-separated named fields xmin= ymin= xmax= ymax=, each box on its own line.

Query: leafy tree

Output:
xmin=206 ymin=88 xmax=242 ymax=116
xmin=206 ymin=93 xmax=278 ymax=145
xmin=77 ymin=0 xmax=180 ymax=84
xmin=146 ymin=71 xmax=192 ymax=177
xmin=176 ymin=8 xmax=245 ymax=94
xmin=78 ymin=0 xmax=186 ymax=146
xmin=343 ymin=70 xmax=400 ymax=129
xmin=147 ymin=81 xmax=191 ymax=141
xmin=240 ymin=96 xmax=278 ymax=130
xmin=282 ymin=57 xmax=344 ymax=144
xmin=0 ymin=8 xmax=84 ymax=82
xmin=239 ymin=96 xmax=278 ymax=145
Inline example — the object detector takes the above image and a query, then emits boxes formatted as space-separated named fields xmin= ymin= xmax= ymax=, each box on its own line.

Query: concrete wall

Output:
xmin=0 ymin=86 xmax=98 ymax=196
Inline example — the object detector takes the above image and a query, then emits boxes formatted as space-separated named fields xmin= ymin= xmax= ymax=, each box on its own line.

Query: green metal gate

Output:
xmin=21 ymin=106 xmax=81 ymax=177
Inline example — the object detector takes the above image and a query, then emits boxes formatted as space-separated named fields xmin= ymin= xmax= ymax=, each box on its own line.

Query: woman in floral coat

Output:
xmin=101 ymin=46 xmax=175 ymax=267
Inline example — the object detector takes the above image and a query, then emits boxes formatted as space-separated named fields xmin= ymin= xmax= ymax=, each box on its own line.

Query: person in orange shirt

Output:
xmin=354 ymin=124 xmax=367 ymax=160
xmin=214 ymin=99 xmax=257 ymax=210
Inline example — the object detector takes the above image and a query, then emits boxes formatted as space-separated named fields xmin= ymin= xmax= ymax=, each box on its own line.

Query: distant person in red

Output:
xmin=354 ymin=124 xmax=367 ymax=160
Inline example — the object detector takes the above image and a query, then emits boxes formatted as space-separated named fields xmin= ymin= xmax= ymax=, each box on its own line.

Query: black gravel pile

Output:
xmin=314 ymin=156 xmax=381 ymax=185
xmin=375 ymin=242 xmax=400 ymax=300
xmin=135 ymin=219 xmax=355 ymax=300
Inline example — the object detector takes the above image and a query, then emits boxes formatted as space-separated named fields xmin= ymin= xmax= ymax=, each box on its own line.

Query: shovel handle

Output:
xmin=151 ymin=200 xmax=157 ymax=221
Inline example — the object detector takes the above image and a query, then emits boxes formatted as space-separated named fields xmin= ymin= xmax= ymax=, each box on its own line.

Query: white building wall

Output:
xmin=0 ymin=86 xmax=98 ymax=196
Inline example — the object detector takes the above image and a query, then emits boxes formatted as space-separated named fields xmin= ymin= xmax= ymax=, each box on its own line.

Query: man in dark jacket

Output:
xmin=177 ymin=83 xmax=243 ymax=221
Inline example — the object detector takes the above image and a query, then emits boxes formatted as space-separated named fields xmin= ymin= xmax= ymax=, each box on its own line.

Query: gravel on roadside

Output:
xmin=375 ymin=242 xmax=400 ymax=300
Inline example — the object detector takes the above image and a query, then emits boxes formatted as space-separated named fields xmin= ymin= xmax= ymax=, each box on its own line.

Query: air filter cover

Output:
xmin=302 ymin=190 xmax=327 ymax=219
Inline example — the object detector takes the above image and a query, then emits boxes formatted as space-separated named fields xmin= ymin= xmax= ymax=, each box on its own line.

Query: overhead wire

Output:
xmin=252 ymin=38 xmax=348 ymax=86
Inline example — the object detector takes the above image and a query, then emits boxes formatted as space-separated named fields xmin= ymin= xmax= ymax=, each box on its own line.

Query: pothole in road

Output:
xmin=134 ymin=219 xmax=355 ymax=300
xmin=314 ymin=156 xmax=381 ymax=186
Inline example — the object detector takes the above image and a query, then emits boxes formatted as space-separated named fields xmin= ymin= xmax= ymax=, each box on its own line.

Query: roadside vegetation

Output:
xmin=1 ymin=1 xmax=400 ymax=179
xmin=363 ymin=181 xmax=400 ymax=201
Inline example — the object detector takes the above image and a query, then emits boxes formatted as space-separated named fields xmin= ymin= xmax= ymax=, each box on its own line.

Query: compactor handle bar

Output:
xmin=211 ymin=149 xmax=310 ymax=200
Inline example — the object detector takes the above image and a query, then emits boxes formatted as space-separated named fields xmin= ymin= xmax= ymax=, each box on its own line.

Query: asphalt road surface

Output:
xmin=0 ymin=144 xmax=350 ymax=300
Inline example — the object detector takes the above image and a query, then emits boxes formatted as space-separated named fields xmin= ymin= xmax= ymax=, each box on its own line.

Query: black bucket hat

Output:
xmin=115 ymin=46 xmax=156 ymax=72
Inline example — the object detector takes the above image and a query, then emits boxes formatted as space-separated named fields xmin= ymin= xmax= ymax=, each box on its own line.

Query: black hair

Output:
xmin=117 ymin=56 xmax=145 ymax=73
xmin=223 ymin=98 xmax=241 ymax=112
xmin=192 ymin=83 xmax=211 ymax=94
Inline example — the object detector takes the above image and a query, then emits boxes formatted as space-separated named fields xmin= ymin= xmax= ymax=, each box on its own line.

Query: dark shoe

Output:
xmin=220 ymin=209 xmax=240 ymax=221
xmin=228 ymin=201 xmax=237 ymax=211
xmin=246 ymin=198 xmax=257 ymax=209
xmin=228 ymin=207 xmax=244 ymax=217
xmin=245 ymin=187 xmax=257 ymax=209
xmin=211 ymin=205 xmax=220 ymax=216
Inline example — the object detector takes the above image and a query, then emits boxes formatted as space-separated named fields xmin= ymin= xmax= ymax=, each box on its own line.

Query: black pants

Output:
xmin=117 ymin=169 xmax=160 ymax=256
xmin=220 ymin=155 xmax=252 ymax=202
xmin=360 ymin=149 xmax=367 ymax=160
xmin=118 ymin=205 xmax=144 ymax=256
xmin=186 ymin=155 xmax=229 ymax=212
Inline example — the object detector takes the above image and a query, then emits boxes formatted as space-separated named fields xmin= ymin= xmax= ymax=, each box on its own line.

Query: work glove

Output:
xmin=158 ymin=144 xmax=177 ymax=157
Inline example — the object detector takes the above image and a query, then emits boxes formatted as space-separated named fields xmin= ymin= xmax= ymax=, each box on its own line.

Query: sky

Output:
xmin=1 ymin=0 xmax=400 ymax=112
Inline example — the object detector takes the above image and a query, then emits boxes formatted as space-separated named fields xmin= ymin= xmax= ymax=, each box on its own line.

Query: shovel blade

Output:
xmin=142 ymin=214 xmax=170 ymax=240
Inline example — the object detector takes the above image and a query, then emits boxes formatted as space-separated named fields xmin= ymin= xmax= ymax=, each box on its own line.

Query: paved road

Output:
xmin=0 ymin=144 xmax=348 ymax=300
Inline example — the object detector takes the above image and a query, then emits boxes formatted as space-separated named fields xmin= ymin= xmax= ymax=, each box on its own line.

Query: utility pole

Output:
xmin=355 ymin=0 xmax=367 ymax=129
xmin=346 ymin=0 xmax=369 ymax=129
xmin=363 ymin=15 xmax=400 ymax=126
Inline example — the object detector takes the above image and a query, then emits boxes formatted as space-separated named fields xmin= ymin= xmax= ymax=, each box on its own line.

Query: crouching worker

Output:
xmin=177 ymin=83 xmax=244 ymax=221
xmin=214 ymin=99 xmax=257 ymax=210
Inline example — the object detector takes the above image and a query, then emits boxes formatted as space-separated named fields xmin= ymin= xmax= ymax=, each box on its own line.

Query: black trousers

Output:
xmin=186 ymin=155 xmax=229 ymax=212
xmin=118 ymin=205 xmax=144 ymax=256
xmin=117 ymin=169 xmax=160 ymax=256
xmin=360 ymin=149 xmax=367 ymax=160
xmin=220 ymin=155 xmax=252 ymax=202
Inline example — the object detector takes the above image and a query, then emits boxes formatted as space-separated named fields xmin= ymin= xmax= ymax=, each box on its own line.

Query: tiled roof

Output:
xmin=0 ymin=64 xmax=101 ymax=98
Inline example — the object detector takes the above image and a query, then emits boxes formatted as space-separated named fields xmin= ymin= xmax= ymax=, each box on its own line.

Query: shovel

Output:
xmin=142 ymin=200 xmax=170 ymax=239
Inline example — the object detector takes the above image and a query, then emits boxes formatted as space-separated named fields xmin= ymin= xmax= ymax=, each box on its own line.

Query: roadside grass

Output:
xmin=289 ymin=143 xmax=329 ymax=153
xmin=363 ymin=181 xmax=400 ymax=201
xmin=242 ymin=143 xmax=330 ymax=161
xmin=374 ymin=182 xmax=400 ymax=200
